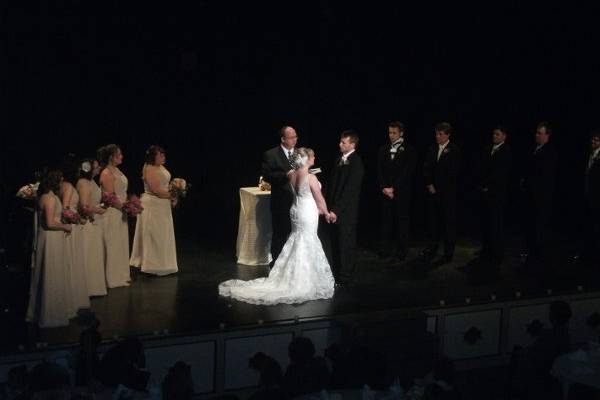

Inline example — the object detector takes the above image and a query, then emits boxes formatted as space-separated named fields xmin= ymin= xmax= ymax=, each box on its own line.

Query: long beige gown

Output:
xmin=130 ymin=165 xmax=178 ymax=275
xmin=101 ymin=170 xmax=131 ymax=288
xmin=26 ymin=191 xmax=72 ymax=327
xmin=65 ymin=185 xmax=91 ymax=314
xmin=80 ymin=179 xmax=107 ymax=296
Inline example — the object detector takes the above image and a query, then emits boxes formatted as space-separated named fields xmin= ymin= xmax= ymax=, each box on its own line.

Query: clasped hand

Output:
xmin=325 ymin=211 xmax=337 ymax=224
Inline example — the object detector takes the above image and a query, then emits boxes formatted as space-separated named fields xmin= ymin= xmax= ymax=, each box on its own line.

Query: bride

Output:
xmin=219 ymin=147 xmax=336 ymax=304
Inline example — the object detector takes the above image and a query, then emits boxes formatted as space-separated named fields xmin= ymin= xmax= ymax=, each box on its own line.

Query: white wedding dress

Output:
xmin=219 ymin=175 xmax=335 ymax=304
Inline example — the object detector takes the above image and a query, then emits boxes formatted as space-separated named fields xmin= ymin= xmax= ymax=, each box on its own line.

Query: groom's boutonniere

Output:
xmin=443 ymin=148 xmax=450 ymax=154
xmin=397 ymin=147 xmax=405 ymax=153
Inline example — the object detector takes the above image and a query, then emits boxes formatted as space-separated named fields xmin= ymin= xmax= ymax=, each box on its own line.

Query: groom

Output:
xmin=261 ymin=126 xmax=298 ymax=266
xmin=324 ymin=130 xmax=364 ymax=285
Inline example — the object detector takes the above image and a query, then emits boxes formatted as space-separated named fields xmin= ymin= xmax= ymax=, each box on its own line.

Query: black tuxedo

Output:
xmin=324 ymin=151 xmax=364 ymax=282
xmin=585 ymin=150 xmax=600 ymax=206
xmin=422 ymin=142 xmax=461 ymax=258
xmin=582 ymin=149 xmax=600 ymax=265
xmin=261 ymin=146 xmax=294 ymax=262
xmin=376 ymin=141 xmax=417 ymax=258
xmin=522 ymin=142 xmax=557 ymax=265
xmin=478 ymin=143 xmax=512 ymax=262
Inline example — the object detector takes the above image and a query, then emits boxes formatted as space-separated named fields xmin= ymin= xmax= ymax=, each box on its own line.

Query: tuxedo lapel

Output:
xmin=331 ymin=155 xmax=350 ymax=199
xmin=437 ymin=145 xmax=451 ymax=163
xmin=278 ymin=147 xmax=292 ymax=170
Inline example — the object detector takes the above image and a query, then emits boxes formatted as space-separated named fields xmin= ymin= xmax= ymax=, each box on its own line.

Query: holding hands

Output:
xmin=382 ymin=187 xmax=394 ymax=199
xmin=326 ymin=211 xmax=337 ymax=224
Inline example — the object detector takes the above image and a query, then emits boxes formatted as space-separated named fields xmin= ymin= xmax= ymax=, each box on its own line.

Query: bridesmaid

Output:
xmin=76 ymin=158 xmax=108 ymax=296
xmin=26 ymin=169 xmax=73 ymax=328
xmin=60 ymin=156 xmax=90 ymax=314
xmin=130 ymin=145 xmax=178 ymax=275
xmin=98 ymin=144 xmax=131 ymax=288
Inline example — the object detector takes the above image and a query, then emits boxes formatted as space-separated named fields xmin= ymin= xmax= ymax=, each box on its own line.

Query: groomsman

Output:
xmin=261 ymin=126 xmax=297 ymax=266
xmin=477 ymin=126 xmax=512 ymax=267
xmin=422 ymin=122 xmax=461 ymax=265
xmin=325 ymin=130 xmax=365 ymax=285
xmin=376 ymin=121 xmax=417 ymax=262
xmin=520 ymin=121 xmax=557 ymax=272
xmin=579 ymin=130 xmax=600 ymax=268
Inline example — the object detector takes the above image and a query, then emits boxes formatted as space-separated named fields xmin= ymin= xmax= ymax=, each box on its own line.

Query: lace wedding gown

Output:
xmin=219 ymin=175 xmax=335 ymax=304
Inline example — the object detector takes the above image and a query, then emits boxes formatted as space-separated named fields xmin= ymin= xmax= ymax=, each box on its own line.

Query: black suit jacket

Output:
xmin=261 ymin=146 xmax=294 ymax=213
xmin=325 ymin=152 xmax=365 ymax=225
xmin=423 ymin=142 xmax=461 ymax=196
xmin=376 ymin=142 xmax=417 ymax=195
xmin=523 ymin=143 xmax=557 ymax=203
xmin=585 ymin=150 xmax=600 ymax=206
xmin=479 ymin=143 xmax=512 ymax=201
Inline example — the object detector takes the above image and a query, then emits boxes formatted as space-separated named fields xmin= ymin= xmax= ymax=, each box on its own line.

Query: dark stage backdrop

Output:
xmin=3 ymin=3 xmax=600 ymax=255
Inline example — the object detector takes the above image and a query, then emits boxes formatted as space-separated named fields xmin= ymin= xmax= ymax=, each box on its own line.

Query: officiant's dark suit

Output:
xmin=478 ymin=138 xmax=512 ymax=263
xmin=422 ymin=123 xmax=461 ymax=263
xmin=324 ymin=132 xmax=365 ymax=284
xmin=376 ymin=129 xmax=417 ymax=260
xmin=521 ymin=123 xmax=557 ymax=268
xmin=261 ymin=127 xmax=297 ymax=264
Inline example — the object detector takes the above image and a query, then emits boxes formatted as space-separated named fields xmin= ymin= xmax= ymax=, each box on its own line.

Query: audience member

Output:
xmin=98 ymin=337 xmax=149 ymax=391
xmin=162 ymin=361 xmax=194 ymax=400
xmin=283 ymin=337 xmax=330 ymax=397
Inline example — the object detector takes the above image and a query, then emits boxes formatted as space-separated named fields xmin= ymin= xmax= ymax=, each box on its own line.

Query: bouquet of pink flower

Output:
xmin=122 ymin=194 xmax=144 ymax=217
xmin=16 ymin=182 xmax=39 ymax=200
xmin=61 ymin=208 xmax=82 ymax=224
xmin=100 ymin=192 xmax=119 ymax=209
xmin=169 ymin=178 xmax=190 ymax=200
xmin=78 ymin=204 xmax=95 ymax=223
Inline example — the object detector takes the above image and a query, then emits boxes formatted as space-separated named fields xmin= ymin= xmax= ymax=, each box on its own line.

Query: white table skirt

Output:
xmin=236 ymin=187 xmax=272 ymax=266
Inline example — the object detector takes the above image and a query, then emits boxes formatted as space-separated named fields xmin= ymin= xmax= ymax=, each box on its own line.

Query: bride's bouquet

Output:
xmin=122 ymin=194 xmax=144 ymax=217
xmin=100 ymin=192 xmax=119 ymax=209
xmin=16 ymin=182 xmax=40 ymax=200
xmin=169 ymin=178 xmax=190 ymax=201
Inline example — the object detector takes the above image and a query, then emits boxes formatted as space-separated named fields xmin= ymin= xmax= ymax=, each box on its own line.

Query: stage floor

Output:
xmin=2 ymin=236 xmax=599 ymax=353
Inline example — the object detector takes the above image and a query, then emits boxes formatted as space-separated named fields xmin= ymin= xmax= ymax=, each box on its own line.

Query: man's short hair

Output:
xmin=590 ymin=129 xmax=600 ymax=140
xmin=536 ymin=121 xmax=552 ymax=134
xmin=494 ymin=125 xmax=508 ymax=135
xmin=435 ymin=122 xmax=452 ymax=135
xmin=388 ymin=121 xmax=405 ymax=132
xmin=341 ymin=129 xmax=359 ymax=146
xmin=279 ymin=126 xmax=293 ymax=138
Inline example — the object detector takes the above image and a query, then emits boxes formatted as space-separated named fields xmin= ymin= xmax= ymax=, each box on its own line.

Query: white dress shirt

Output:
xmin=341 ymin=149 xmax=355 ymax=163
xmin=491 ymin=141 xmax=504 ymax=156
xmin=437 ymin=141 xmax=450 ymax=161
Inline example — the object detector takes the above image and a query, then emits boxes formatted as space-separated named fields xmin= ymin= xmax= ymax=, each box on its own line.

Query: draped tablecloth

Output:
xmin=236 ymin=187 xmax=272 ymax=265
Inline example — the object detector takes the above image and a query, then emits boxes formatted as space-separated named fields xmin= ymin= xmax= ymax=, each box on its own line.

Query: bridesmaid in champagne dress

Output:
xmin=130 ymin=145 xmax=178 ymax=275
xmin=60 ymin=157 xmax=90 ymax=314
xmin=98 ymin=144 xmax=131 ymax=288
xmin=77 ymin=159 xmax=108 ymax=296
xmin=27 ymin=169 xmax=73 ymax=328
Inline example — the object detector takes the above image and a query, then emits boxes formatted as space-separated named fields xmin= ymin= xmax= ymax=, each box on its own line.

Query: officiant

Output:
xmin=261 ymin=126 xmax=298 ymax=266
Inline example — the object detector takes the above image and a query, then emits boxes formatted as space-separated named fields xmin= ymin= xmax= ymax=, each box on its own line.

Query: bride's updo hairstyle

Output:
xmin=291 ymin=147 xmax=314 ymax=170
